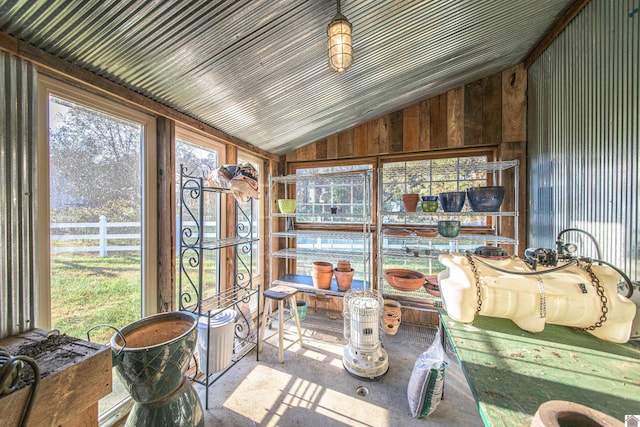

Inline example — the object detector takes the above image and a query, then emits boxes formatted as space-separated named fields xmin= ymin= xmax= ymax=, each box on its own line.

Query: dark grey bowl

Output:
xmin=467 ymin=186 xmax=505 ymax=212
xmin=438 ymin=220 xmax=461 ymax=238
xmin=439 ymin=191 xmax=466 ymax=212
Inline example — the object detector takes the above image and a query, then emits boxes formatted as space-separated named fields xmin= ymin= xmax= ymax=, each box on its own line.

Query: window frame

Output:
xmin=36 ymin=74 xmax=158 ymax=328
xmin=288 ymin=157 xmax=378 ymax=230
xmin=377 ymin=148 xmax=499 ymax=300
xmin=379 ymin=148 xmax=498 ymax=231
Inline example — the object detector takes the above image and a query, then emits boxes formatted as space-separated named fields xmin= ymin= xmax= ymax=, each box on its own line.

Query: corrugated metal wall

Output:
xmin=528 ymin=0 xmax=639 ymax=280
xmin=0 ymin=52 xmax=38 ymax=339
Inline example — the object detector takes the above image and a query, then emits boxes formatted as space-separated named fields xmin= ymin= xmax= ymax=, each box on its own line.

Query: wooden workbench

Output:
xmin=0 ymin=329 xmax=111 ymax=427
xmin=439 ymin=310 xmax=640 ymax=426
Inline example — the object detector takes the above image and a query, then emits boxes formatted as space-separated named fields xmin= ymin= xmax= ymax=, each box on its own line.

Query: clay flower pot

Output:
xmin=336 ymin=260 xmax=351 ymax=272
xmin=401 ymin=193 xmax=420 ymax=212
xmin=311 ymin=261 xmax=333 ymax=289
xmin=333 ymin=268 xmax=354 ymax=291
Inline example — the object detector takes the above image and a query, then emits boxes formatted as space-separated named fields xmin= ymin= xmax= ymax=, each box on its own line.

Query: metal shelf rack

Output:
xmin=378 ymin=159 xmax=520 ymax=297
xmin=269 ymin=169 xmax=373 ymax=293
xmin=178 ymin=166 xmax=259 ymax=409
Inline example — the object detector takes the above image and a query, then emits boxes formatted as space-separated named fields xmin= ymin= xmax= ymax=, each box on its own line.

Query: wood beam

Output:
xmin=157 ymin=117 xmax=176 ymax=312
xmin=524 ymin=0 xmax=591 ymax=68
xmin=0 ymin=32 xmax=278 ymax=161
xmin=0 ymin=32 xmax=18 ymax=55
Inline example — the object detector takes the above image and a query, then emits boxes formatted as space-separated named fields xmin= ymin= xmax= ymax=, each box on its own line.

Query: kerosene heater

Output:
xmin=342 ymin=289 xmax=389 ymax=380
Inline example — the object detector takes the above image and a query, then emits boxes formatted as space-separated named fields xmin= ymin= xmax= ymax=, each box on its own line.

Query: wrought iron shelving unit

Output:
xmin=269 ymin=170 xmax=373 ymax=296
xmin=378 ymin=160 xmax=520 ymax=298
xmin=178 ymin=166 xmax=259 ymax=409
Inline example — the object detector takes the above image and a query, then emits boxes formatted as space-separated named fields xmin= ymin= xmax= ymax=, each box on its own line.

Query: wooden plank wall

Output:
xmin=286 ymin=64 xmax=526 ymax=162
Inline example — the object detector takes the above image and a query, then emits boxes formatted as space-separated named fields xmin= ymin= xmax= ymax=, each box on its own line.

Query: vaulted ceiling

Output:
xmin=0 ymin=0 xmax=574 ymax=154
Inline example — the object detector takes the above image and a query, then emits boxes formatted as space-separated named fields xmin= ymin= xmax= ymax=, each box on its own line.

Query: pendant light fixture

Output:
xmin=327 ymin=0 xmax=353 ymax=72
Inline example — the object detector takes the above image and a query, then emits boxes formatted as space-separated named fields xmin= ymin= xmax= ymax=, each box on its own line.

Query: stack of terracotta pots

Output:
xmin=333 ymin=260 xmax=354 ymax=291
xmin=383 ymin=300 xmax=402 ymax=335
xmin=311 ymin=261 xmax=333 ymax=289
xmin=401 ymin=193 xmax=419 ymax=212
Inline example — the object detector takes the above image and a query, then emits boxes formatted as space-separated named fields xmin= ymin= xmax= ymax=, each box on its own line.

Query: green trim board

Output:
xmin=438 ymin=310 xmax=640 ymax=426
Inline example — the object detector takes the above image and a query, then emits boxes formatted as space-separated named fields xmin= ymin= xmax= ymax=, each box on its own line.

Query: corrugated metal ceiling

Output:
xmin=0 ymin=0 xmax=573 ymax=155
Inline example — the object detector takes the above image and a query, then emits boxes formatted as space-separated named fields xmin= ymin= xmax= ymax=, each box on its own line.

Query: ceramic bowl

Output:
xmin=466 ymin=186 xmax=505 ymax=212
xmin=415 ymin=229 xmax=438 ymax=238
xmin=277 ymin=199 xmax=296 ymax=214
xmin=383 ymin=228 xmax=411 ymax=236
xmin=439 ymin=191 xmax=466 ymax=212
xmin=384 ymin=269 xmax=425 ymax=292
xmin=423 ymin=276 xmax=441 ymax=297
xmin=438 ymin=220 xmax=461 ymax=238
xmin=421 ymin=195 xmax=438 ymax=201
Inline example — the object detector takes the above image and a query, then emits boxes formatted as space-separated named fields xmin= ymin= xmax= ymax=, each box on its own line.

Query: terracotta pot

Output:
xmin=312 ymin=262 xmax=333 ymax=289
xmin=401 ymin=193 xmax=419 ymax=212
xmin=336 ymin=260 xmax=351 ymax=272
xmin=333 ymin=268 xmax=354 ymax=291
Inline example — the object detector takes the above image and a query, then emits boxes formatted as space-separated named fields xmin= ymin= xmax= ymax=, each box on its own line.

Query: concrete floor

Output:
xmin=195 ymin=314 xmax=483 ymax=427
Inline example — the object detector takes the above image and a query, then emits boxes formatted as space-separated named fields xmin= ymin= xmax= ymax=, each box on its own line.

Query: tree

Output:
xmin=49 ymin=99 xmax=141 ymax=221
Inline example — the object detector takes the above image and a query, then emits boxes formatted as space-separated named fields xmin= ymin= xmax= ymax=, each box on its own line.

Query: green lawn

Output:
xmin=50 ymin=253 xmax=141 ymax=344
xmin=50 ymin=253 xmax=143 ymax=414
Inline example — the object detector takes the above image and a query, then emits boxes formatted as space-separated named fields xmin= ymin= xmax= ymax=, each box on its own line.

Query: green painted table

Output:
xmin=439 ymin=310 xmax=640 ymax=426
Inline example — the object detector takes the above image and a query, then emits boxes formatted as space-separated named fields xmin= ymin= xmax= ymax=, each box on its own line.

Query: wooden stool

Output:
xmin=258 ymin=285 xmax=304 ymax=363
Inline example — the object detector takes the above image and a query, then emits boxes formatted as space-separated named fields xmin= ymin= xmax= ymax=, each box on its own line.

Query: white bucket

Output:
xmin=197 ymin=308 xmax=237 ymax=373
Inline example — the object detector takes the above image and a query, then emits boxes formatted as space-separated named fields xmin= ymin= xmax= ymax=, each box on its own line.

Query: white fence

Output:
xmin=51 ymin=215 xmax=141 ymax=257
xmin=51 ymin=216 xmax=217 ymax=257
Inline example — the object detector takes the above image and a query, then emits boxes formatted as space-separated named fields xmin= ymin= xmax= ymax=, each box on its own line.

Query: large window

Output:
xmin=289 ymin=161 xmax=375 ymax=284
xmin=293 ymin=163 xmax=372 ymax=224
xmin=380 ymin=152 xmax=492 ymax=298
xmin=381 ymin=155 xmax=492 ymax=226
xmin=38 ymin=76 xmax=157 ymax=418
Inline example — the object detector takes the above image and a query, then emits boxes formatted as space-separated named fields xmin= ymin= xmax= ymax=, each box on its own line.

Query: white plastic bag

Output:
xmin=407 ymin=326 xmax=449 ymax=418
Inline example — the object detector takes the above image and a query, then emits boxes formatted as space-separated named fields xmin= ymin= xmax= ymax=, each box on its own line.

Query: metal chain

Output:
xmin=466 ymin=253 xmax=483 ymax=314
xmin=466 ymin=255 xmax=607 ymax=328
xmin=577 ymin=262 xmax=609 ymax=330
xmin=535 ymin=275 xmax=547 ymax=318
